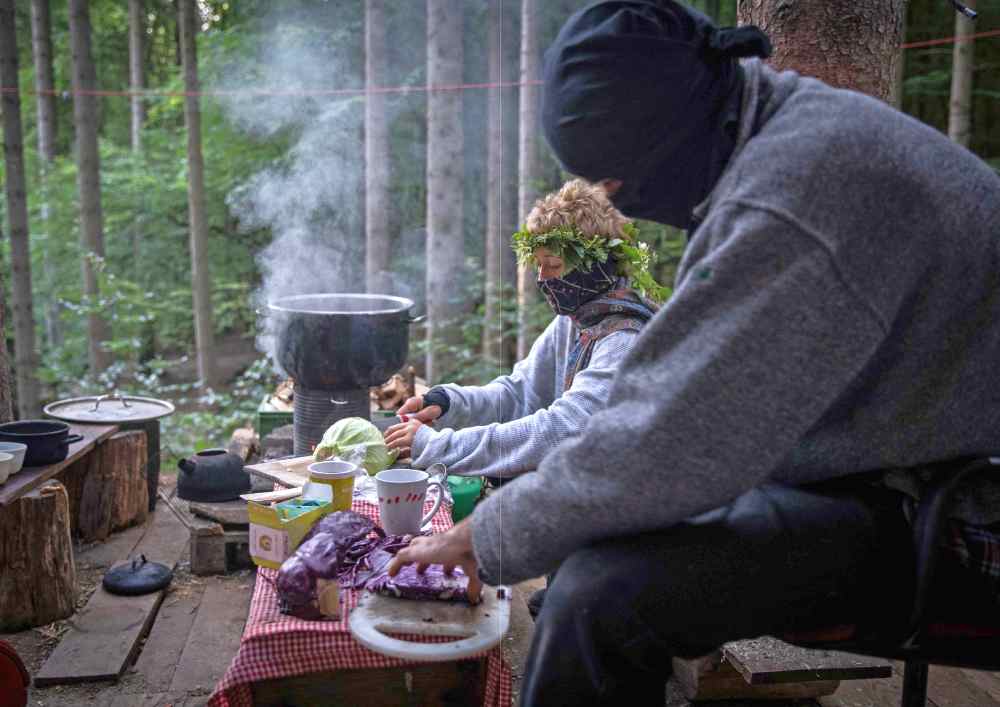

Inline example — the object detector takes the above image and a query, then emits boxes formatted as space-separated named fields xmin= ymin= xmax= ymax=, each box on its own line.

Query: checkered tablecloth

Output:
xmin=208 ymin=498 xmax=512 ymax=707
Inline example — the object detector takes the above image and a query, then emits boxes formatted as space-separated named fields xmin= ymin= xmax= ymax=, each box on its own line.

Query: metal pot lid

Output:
xmin=44 ymin=392 xmax=175 ymax=424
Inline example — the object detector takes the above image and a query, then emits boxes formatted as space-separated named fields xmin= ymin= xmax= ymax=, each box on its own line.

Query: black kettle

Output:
xmin=176 ymin=449 xmax=251 ymax=502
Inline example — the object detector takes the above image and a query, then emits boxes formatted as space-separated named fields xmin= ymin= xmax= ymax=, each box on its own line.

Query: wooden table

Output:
xmin=0 ymin=423 xmax=119 ymax=506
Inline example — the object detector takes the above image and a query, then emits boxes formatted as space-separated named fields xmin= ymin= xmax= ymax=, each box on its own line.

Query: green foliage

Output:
xmin=512 ymin=222 xmax=669 ymax=302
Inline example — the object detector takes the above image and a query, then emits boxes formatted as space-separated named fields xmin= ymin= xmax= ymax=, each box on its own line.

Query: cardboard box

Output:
xmin=247 ymin=484 xmax=333 ymax=570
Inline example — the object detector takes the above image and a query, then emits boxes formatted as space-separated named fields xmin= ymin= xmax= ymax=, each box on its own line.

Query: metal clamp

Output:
xmin=90 ymin=391 xmax=132 ymax=412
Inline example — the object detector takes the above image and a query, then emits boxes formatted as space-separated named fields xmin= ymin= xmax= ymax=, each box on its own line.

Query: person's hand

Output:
xmin=384 ymin=418 xmax=424 ymax=458
xmin=388 ymin=519 xmax=483 ymax=603
xmin=396 ymin=395 xmax=443 ymax=425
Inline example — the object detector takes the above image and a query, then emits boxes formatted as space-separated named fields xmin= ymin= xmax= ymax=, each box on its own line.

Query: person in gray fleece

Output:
xmin=389 ymin=2 xmax=1000 ymax=704
xmin=383 ymin=179 xmax=660 ymax=480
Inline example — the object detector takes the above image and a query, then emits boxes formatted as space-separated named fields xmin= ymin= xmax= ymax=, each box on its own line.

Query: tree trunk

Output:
xmin=365 ymin=0 xmax=391 ymax=295
xmin=891 ymin=1 xmax=907 ymax=109
xmin=737 ymin=0 xmax=906 ymax=102
xmin=947 ymin=0 xmax=975 ymax=146
xmin=68 ymin=0 xmax=112 ymax=375
xmin=72 ymin=430 xmax=149 ymax=542
xmin=0 ymin=224 xmax=12 ymax=424
xmin=0 ymin=483 xmax=76 ymax=631
xmin=129 ymin=0 xmax=146 ymax=152
xmin=0 ymin=0 xmax=41 ymax=419
xmin=425 ymin=0 xmax=464 ymax=384
xmin=484 ymin=0 xmax=521 ymax=371
xmin=517 ymin=0 xmax=542 ymax=360
xmin=30 ymin=0 xmax=63 ymax=350
xmin=179 ymin=0 xmax=219 ymax=388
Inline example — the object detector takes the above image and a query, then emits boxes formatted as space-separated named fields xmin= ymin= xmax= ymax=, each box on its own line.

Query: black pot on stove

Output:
xmin=177 ymin=449 xmax=251 ymax=502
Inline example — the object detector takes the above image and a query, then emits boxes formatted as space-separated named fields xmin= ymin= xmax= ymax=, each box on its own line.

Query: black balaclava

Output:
xmin=541 ymin=1 xmax=772 ymax=229
xmin=536 ymin=256 xmax=618 ymax=316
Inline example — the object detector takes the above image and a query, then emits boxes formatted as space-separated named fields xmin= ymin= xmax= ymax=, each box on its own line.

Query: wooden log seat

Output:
xmin=0 ymin=482 xmax=77 ymax=631
xmin=58 ymin=430 xmax=149 ymax=543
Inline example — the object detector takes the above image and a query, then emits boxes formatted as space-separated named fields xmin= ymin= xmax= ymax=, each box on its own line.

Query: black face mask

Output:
xmin=541 ymin=1 xmax=770 ymax=230
xmin=536 ymin=258 xmax=617 ymax=316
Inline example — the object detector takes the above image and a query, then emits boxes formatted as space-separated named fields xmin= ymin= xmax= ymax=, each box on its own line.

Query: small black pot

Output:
xmin=0 ymin=420 xmax=84 ymax=467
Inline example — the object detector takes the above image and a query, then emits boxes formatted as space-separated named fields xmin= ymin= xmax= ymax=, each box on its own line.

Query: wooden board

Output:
xmin=134 ymin=582 xmax=207 ymax=693
xmin=169 ymin=575 xmax=254 ymax=693
xmin=188 ymin=499 xmax=249 ymax=526
xmin=723 ymin=636 xmax=892 ymax=685
xmin=0 ymin=424 xmax=118 ymax=506
xmin=34 ymin=504 xmax=188 ymax=685
xmin=243 ymin=455 xmax=313 ymax=489
xmin=672 ymin=653 xmax=839 ymax=701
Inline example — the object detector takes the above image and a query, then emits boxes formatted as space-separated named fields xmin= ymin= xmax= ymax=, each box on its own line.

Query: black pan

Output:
xmin=0 ymin=420 xmax=84 ymax=467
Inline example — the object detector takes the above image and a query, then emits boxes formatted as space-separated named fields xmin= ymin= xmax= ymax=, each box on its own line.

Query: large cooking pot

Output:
xmin=267 ymin=294 xmax=422 ymax=390
xmin=0 ymin=420 xmax=84 ymax=467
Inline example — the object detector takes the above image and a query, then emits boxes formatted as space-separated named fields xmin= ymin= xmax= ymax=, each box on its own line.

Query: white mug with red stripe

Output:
xmin=375 ymin=468 xmax=444 ymax=536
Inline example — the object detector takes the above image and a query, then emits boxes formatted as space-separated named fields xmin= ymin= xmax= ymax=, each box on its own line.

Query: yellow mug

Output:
xmin=307 ymin=460 xmax=357 ymax=512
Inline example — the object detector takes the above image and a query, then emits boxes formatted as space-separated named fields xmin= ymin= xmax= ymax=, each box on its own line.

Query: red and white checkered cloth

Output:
xmin=208 ymin=498 xmax=512 ymax=707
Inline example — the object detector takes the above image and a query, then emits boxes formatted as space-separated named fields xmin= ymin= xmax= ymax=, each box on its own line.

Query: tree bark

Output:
xmin=891 ymin=1 xmax=907 ymax=109
xmin=484 ymin=0 xmax=520 ymax=371
xmin=0 ymin=224 xmax=12 ymax=423
xmin=179 ymin=0 xmax=219 ymax=388
xmin=365 ymin=0 xmax=391 ymax=295
xmin=73 ymin=430 xmax=149 ymax=542
xmin=30 ymin=0 xmax=63 ymax=350
xmin=517 ymin=0 xmax=542 ymax=360
xmin=737 ymin=0 xmax=906 ymax=102
xmin=129 ymin=0 xmax=146 ymax=152
xmin=30 ymin=0 xmax=57 ymax=163
xmin=425 ymin=0 xmax=465 ymax=384
xmin=0 ymin=0 xmax=41 ymax=418
xmin=68 ymin=0 xmax=112 ymax=375
xmin=0 ymin=483 xmax=76 ymax=631
xmin=947 ymin=0 xmax=975 ymax=147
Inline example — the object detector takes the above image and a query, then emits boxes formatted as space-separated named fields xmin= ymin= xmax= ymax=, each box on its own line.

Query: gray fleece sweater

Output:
xmin=411 ymin=315 xmax=639 ymax=477
xmin=472 ymin=59 xmax=1000 ymax=586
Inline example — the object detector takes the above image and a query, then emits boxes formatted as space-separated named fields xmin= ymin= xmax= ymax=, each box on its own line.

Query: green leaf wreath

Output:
xmin=512 ymin=222 xmax=669 ymax=302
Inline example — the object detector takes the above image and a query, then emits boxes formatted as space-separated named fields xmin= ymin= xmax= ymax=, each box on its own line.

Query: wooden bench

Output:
xmin=673 ymin=636 xmax=891 ymax=701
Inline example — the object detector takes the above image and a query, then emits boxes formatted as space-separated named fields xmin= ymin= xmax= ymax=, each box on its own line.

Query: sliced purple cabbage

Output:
xmin=276 ymin=510 xmax=472 ymax=618
xmin=366 ymin=563 xmax=470 ymax=602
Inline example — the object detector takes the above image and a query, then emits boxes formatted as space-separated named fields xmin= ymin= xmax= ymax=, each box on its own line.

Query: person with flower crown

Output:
xmin=384 ymin=178 xmax=664 ymax=481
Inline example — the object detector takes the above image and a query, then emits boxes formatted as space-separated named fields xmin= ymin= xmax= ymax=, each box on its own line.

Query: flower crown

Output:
xmin=512 ymin=221 xmax=668 ymax=302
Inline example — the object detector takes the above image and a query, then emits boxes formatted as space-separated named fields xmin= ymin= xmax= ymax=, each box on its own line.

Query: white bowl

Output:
xmin=0 ymin=442 xmax=27 ymax=474
xmin=0 ymin=452 xmax=14 ymax=485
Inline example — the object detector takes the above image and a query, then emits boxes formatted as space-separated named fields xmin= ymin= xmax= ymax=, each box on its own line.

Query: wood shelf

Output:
xmin=0 ymin=424 xmax=119 ymax=506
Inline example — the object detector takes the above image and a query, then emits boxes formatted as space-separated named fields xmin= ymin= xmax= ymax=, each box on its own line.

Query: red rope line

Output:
xmin=901 ymin=27 xmax=1000 ymax=49
xmin=0 ymin=28 xmax=996 ymax=99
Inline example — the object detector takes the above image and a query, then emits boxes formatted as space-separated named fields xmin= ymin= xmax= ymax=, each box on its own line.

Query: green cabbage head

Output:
xmin=313 ymin=417 xmax=398 ymax=476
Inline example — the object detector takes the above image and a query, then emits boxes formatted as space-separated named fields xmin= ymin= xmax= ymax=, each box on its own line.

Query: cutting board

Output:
xmin=349 ymin=587 xmax=511 ymax=662
xmin=244 ymin=455 xmax=313 ymax=488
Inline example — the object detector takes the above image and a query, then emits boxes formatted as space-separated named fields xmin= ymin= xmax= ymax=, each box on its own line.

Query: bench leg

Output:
xmin=902 ymin=660 xmax=928 ymax=707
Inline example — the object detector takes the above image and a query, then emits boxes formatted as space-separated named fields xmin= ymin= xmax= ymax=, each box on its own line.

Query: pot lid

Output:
xmin=44 ymin=392 xmax=175 ymax=424
xmin=103 ymin=555 xmax=173 ymax=596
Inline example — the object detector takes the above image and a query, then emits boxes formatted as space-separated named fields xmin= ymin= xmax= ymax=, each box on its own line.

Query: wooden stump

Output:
xmin=0 ymin=483 xmax=77 ymax=631
xmin=75 ymin=430 xmax=149 ymax=543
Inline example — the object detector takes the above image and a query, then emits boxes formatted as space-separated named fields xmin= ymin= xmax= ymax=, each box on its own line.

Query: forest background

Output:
xmin=0 ymin=0 xmax=997 ymax=463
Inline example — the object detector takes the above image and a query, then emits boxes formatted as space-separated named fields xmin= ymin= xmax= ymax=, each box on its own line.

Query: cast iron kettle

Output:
xmin=176 ymin=449 xmax=251 ymax=502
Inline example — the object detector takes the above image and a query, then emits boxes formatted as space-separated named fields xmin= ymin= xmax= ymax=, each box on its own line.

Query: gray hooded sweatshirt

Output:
xmin=471 ymin=59 xmax=1000 ymax=586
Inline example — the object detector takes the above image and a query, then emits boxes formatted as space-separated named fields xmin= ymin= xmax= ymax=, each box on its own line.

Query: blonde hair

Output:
xmin=525 ymin=179 xmax=631 ymax=241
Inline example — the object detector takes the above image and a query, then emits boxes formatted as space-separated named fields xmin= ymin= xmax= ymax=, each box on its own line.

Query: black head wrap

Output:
xmin=542 ymin=1 xmax=771 ymax=229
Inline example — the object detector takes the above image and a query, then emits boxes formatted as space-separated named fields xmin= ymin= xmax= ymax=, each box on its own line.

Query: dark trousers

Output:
xmin=520 ymin=481 xmax=917 ymax=707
